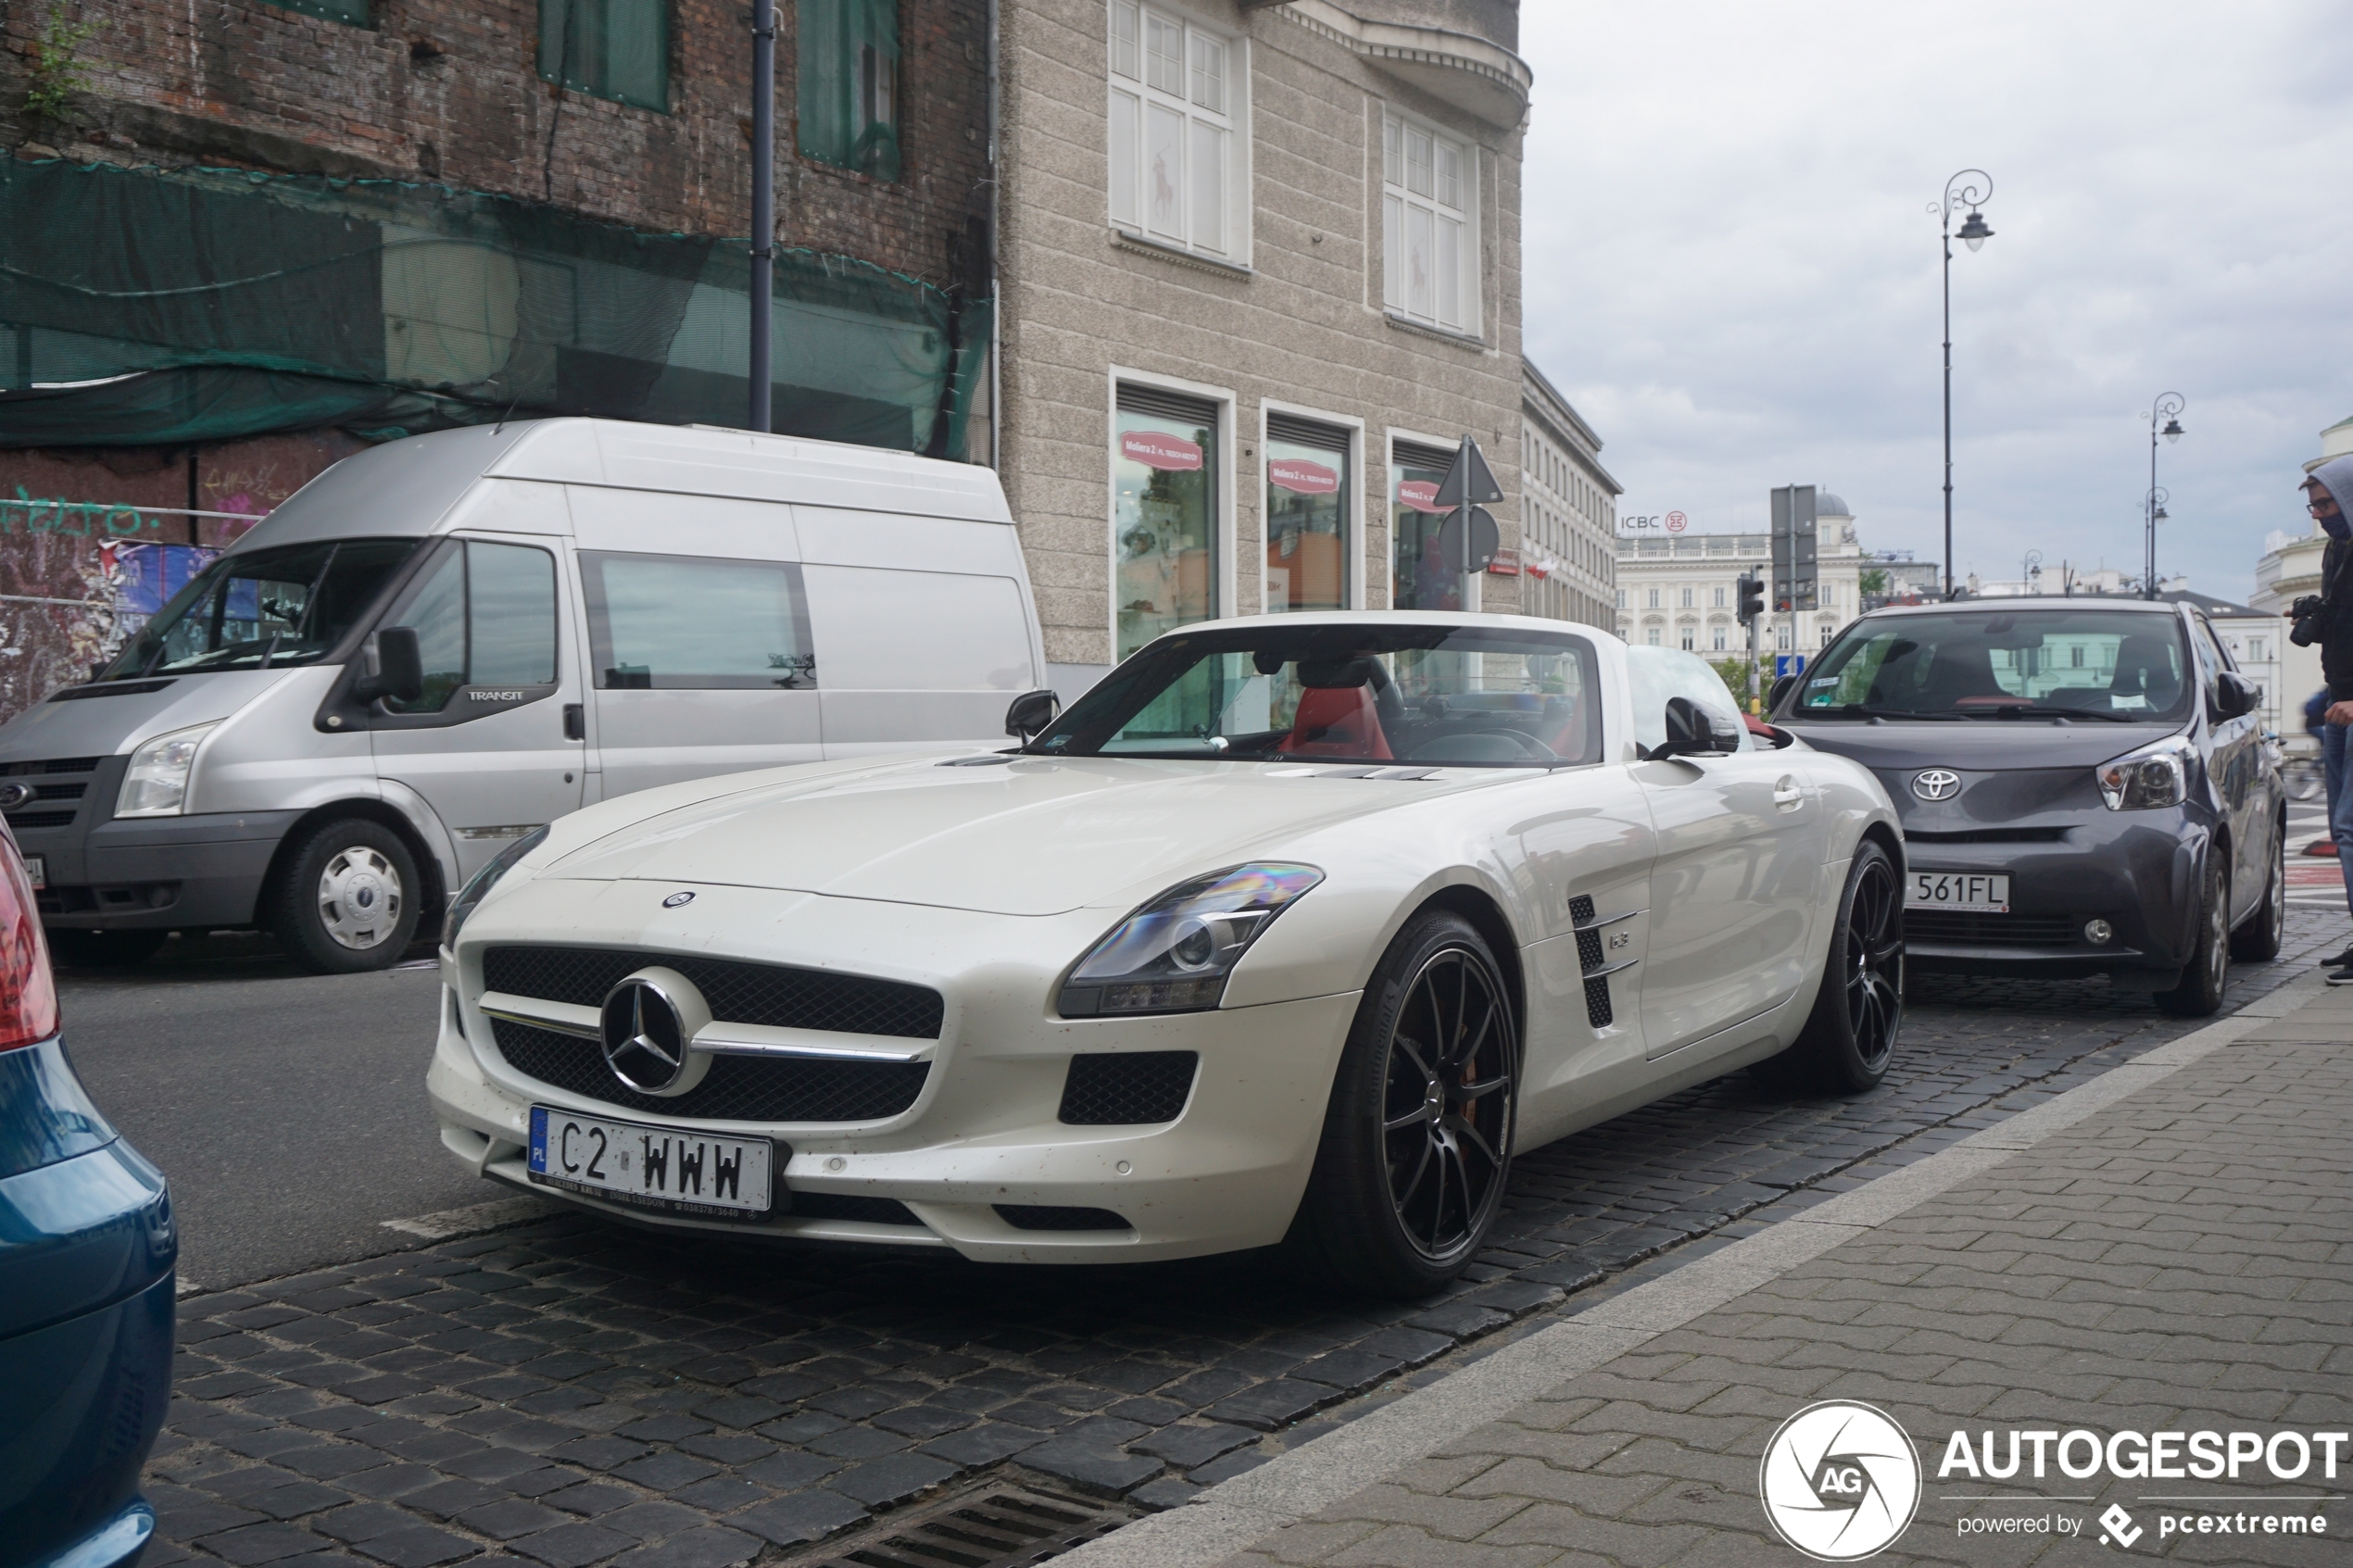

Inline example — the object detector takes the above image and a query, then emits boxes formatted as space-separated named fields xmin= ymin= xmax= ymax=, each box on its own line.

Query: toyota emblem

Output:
xmin=600 ymin=977 xmax=689 ymax=1092
xmin=1910 ymin=769 xmax=1962 ymax=802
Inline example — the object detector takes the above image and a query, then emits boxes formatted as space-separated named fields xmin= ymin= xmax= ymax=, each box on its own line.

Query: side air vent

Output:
xmin=996 ymin=1205 xmax=1132 ymax=1232
xmin=1567 ymin=893 xmax=1595 ymax=925
xmin=1569 ymin=894 xmax=1638 ymax=1031
xmin=1058 ymin=1051 xmax=1198 ymax=1125
xmin=1582 ymin=975 xmax=1615 ymax=1030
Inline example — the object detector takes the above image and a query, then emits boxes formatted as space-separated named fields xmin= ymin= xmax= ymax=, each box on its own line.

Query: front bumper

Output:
xmin=30 ymin=809 xmax=299 ymax=933
xmin=428 ymin=881 xmax=1362 ymax=1264
xmin=1899 ymin=810 xmax=2202 ymax=981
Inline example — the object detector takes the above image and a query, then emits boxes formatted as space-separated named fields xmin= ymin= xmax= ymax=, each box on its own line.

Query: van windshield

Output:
xmin=100 ymin=539 xmax=422 ymax=680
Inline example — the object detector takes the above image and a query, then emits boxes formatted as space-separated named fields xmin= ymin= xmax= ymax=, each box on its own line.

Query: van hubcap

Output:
xmin=318 ymin=847 xmax=403 ymax=950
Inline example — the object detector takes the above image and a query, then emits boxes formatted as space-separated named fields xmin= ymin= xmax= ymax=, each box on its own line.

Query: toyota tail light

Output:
xmin=0 ymin=840 xmax=57 ymax=1050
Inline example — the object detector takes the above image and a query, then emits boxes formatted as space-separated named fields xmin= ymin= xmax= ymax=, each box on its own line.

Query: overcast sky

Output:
xmin=1516 ymin=1 xmax=2353 ymax=603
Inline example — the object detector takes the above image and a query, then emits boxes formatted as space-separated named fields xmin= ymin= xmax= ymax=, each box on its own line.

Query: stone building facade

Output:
xmin=992 ymin=0 xmax=1532 ymax=690
xmin=1615 ymin=495 xmax=1866 ymax=661
xmin=1519 ymin=358 xmax=1616 ymax=632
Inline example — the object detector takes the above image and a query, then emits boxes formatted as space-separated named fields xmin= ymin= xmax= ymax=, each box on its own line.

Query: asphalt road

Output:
xmin=57 ymin=932 xmax=476 ymax=1290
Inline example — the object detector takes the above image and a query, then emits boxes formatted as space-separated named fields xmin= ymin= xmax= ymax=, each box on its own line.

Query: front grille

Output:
xmin=0 ymin=758 xmax=99 ymax=776
xmin=6 ymin=810 xmax=76 ymax=829
xmin=1905 ymin=911 xmax=2082 ymax=947
xmin=490 ymin=1018 xmax=928 ymax=1122
xmin=1058 ymin=1051 xmax=1197 ymax=1124
xmin=482 ymin=946 xmax=943 ymax=1039
xmin=793 ymin=1193 xmax=922 ymax=1226
xmin=1905 ymin=826 xmax=2070 ymax=844
xmin=996 ymin=1205 xmax=1132 ymax=1232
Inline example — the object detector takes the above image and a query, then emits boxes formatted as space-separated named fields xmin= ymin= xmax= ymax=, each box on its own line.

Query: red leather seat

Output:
xmin=1278 ymin=684 xmax=1393 ymax=759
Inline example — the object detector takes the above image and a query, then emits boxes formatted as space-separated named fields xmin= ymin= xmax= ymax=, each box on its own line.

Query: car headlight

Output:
xmin=2095 ymin=736 xmax=2192 ymax=810
xmin=442 ymin=825 xmax=551 ymax=949
xmin=115 ymin=722 xmax=219 ymax=818
xmin=1058 ymin=862 xmax=1324 ymax=1017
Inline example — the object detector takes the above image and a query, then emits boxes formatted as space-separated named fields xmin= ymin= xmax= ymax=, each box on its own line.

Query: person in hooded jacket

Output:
xmin=2305 ymin=455 xmax=2353 ymax=981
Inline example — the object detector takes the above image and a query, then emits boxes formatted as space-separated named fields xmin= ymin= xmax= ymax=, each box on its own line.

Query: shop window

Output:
xmin=1390 ymin=439 xmax=1460 ymax=611
xmin=583 ymin=552 xmax=815 ymax=687
xmin=260 ymin=0 xmax=371 ymax=22
xmin=1108 ymin=2 xmax=1241 ymax=258
xmin=1382 ymin=113 xmax=1477 ymax=332
xmin=1265 ymin=413 xmax=1350 ymax=614
xmin=539 ymin=0 xmax=669 ymax=112
xmin=1115 ymin=383 xmax=1221 ymax=661
xmin=799 ymin=0 xmax=900 ymax=181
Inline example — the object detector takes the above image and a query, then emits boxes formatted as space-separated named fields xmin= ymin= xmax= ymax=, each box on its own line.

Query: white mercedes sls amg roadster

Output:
xmin=427 ymin=612 xmax=1903 ymax=1294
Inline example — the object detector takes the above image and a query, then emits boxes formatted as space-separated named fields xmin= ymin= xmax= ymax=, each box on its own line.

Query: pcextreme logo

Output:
xmin=1759 ymin=1400 xmax=1922 ymax=1561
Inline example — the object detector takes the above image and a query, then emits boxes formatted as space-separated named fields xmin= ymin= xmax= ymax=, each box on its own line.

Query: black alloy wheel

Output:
xmin=1772 ymin=838 xmax=1904 ymax=1093
xmin=2156 ymin=857 xmax=2230 ymax=1018
xmin=2228 ymin=815 xmax=2285 ymax=963
xmin=1284 ymin=909 xmax=1519 ymax=1296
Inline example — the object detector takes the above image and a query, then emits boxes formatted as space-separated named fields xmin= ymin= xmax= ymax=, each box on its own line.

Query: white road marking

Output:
xmin=380 ymin=1195 xmax=560 ymax=1241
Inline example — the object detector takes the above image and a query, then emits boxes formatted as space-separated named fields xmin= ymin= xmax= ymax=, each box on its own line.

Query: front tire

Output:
xmin=271 ymin=819 xmax=422 ymax=974
xmin=2155 ymin=855 xmax=2229 ymax=1017
xmin=1774 ymin=838 xmax=1904 ymax=1093
xmin=1284 ymin=910 xmax=1519 ymax=1298
xmin=2227 ymin=816 xmax=2284 ymax=962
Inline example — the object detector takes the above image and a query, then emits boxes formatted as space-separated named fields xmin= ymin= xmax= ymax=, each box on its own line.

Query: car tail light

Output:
xmin=0 ymin=843 xmax=57 ymax=1050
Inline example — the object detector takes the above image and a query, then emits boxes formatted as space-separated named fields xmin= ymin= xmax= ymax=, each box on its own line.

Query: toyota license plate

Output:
xmin=1906 ymin=872 xmax=2010 ymax=913
xmin=22 ymin=855 xmax=41 ymax=890
xmin=527 ymin=1107 xmax=775 ymax=1218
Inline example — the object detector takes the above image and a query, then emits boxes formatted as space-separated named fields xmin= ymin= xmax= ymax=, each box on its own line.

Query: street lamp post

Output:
xmin=1931 ymin=170 xmax=1994 ymax=600
xmin=748 ymin=0 xmax=777 ymax=433
xmin=2144 ymin=394 xmax=2183 ymax=598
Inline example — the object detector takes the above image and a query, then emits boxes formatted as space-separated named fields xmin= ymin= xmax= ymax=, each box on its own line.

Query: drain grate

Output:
xmin=798 ymin=1478 xmax=1135 ymax=1567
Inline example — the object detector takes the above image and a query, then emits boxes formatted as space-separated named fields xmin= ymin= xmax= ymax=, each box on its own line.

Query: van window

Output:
xmin=386 ymin=542 xmax=560 ymax=714
xmin=102 ymin=539 xmax=422 ymax=680
xmin=582 ymin=553 xmax=817 ymax=689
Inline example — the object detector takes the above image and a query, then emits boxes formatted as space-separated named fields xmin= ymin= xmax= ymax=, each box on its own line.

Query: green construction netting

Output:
xmin=0 ymin=157 xmax=989 ymax=457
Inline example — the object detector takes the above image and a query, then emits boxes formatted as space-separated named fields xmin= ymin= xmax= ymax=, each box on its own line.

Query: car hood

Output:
xmin=0 ymin=670 xmax=298 ymax=762
xmin=1778 ymin=719 xmax=2181 ymax=772
xmin=542 ymin=756 xmax=1504 ymax=916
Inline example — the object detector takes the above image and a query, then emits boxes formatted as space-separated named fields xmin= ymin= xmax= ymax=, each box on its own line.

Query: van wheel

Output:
xmin=47 ymin=929 xmax=169 ymax=968
xmin=2228 ymin=817 xmax=2284 ymax=962
xmin=1283 ymin=910 xmax=1518 ymax=1298
xmin=271 ymin=820 xmax=421 ymax=974
xmin=2156 ymin=857 xmax=2229 ymax=1018
xmin=1770 ymin=839 xmax=1904 ymax=1093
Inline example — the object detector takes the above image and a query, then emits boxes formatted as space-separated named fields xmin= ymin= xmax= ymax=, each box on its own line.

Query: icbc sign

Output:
xmin=1617 ymin=511 xmax=1692 ymax=536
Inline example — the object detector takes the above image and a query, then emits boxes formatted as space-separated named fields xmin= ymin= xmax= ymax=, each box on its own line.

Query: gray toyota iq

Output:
xmin=1768 ymin=598 xmax=2284 ymax=1016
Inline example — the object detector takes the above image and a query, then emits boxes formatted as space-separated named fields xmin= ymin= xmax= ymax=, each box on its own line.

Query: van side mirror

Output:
xmin=1649 ymin=696 xmax=1742 ymax=760
xmin=357 ymin=627 xmax=425 ymax=705
xmin=2213 ymin=670 xmax=2260 ymax=721
xmin=1005 ymin=688 xmax=1060 ymax=741
xmin=1768 ymin=673 xmax=1796 ymax=712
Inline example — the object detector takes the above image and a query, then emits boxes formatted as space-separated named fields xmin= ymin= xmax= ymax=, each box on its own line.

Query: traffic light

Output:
xmin=1736 ymin=573 xmax=1765 ymax=625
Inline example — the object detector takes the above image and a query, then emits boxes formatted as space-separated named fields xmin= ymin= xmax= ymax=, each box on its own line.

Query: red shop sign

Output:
xmin=1269 ymin=457 xmax=1339 ymax=495
xmin=1121 ymin=430 xmax=1203 ymax=471
xmin=1486 ymin=547 xmax=1521 ymax=576
xmin=1397 ymin=480 xmax=1446 ymax=513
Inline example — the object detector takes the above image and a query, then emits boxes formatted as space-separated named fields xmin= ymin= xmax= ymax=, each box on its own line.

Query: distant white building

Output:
xmin=1963 ymin=566 xmax=2164 ymax=598
xmin=1615 ymin=493 xmax=1864 ymax=658
xmin=1519 ymin=363 xmax=1620 ymax=633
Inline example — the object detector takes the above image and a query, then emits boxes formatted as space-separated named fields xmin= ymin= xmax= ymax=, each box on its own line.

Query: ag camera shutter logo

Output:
xmin=1760 ymin=1400 xmax=1921 ymax=1561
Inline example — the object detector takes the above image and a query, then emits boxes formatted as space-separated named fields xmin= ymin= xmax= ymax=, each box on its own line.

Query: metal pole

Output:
xmin=749 ymin=0 xmax=776 ymax=433
xmin=1942 ymin=210 xmax=1953 ymax=601
xmin=2146 ymin=422 xmax=2157 ymax=599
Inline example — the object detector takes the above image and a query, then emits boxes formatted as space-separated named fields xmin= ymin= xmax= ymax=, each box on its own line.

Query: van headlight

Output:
xmin=1058 ymin=863 xmax=1323 ymax=1016
xmin=114 ymin=722 xmax=219 ymax=818
xmin=2095 ymin=736 xmax=2193 ymax=810
xmin=442 ymin=825 xmax=551 ymax=949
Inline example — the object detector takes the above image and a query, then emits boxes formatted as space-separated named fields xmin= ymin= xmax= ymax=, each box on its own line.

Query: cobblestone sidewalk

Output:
xmin=1189 ymin=981 xmax=2352 ymax=1567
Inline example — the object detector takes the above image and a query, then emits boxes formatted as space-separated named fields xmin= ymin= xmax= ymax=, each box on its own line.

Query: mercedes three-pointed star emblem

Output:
xmin=599 ymin=976 xmax=687 ymax=1093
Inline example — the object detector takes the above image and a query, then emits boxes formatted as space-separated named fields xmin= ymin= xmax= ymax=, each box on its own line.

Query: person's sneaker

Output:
xmin=2322 ymin=946 xmax=2353 ymax=969
xmin=2329 ymin=965 xmax=2353 ymax=986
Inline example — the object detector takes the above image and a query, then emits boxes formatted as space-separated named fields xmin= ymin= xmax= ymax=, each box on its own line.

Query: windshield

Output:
xmin=100 ymin=539 xmax=422 ymax=680
xmin=1787 ymin=609 xmax=2190 ymax=722
xmin=1032 ymin=623 xmax=1604 ymax=767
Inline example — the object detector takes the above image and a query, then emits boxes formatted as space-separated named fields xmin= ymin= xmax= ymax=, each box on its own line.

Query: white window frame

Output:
xmin=1380 ymin=107 xmax=1479 ymax=334
xmin=1107 ymin=2 xmax=1250 ymax=263
xmin=1105 ymin=365 xmax=1238 ymax=650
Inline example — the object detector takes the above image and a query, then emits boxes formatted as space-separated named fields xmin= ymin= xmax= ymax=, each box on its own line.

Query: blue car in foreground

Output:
xmin=0 ymin=826 xmax=174 ymax=1568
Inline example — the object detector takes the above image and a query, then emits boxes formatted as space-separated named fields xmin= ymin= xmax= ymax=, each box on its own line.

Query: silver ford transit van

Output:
xmin=0 ymin=419 xmax=1050 ymax=972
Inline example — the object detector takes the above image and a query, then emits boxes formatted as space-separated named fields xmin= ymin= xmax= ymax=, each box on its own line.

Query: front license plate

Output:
xmin=22 ymin=855 xmax=42 ymax=891
xmin=527 ymin=1107 xmax=775 ymax=1218
xmin=1906 ymin=872 xmax=2010 ymax=913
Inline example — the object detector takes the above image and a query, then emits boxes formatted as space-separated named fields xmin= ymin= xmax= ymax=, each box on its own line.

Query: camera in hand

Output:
xmin=2290 ymin=595 xmax=2332 ymax=648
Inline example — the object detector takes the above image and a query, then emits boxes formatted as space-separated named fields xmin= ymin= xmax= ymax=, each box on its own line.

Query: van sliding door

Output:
xmin=801 ymin=565 xmax=1035 ymax=759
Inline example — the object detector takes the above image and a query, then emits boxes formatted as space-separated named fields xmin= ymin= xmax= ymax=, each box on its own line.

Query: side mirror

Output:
xmin=1767 ymin=673 xmax=1796 ymax=712
xmin=1652 ymin=695 xmax=1742 ymax=759
xmin=356 ymin=626 xmax=425 ymax=705
xmin=2213 ymin=671 xmax=2260 ymax=721
xmin=1005 ymin=688 xmax=1060 ymax=741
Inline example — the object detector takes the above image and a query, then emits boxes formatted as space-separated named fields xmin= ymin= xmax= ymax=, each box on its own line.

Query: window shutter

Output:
xmin=1118 ymin=383 xmax=1219 ymax=426
xmin=1265 ymin=413 xmax=1348 ymax=451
